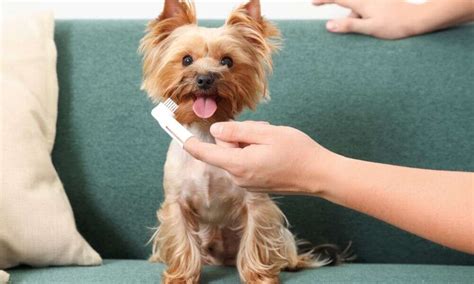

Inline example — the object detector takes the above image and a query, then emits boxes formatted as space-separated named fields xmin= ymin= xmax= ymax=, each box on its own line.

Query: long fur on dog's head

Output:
xmin=140 ymin=0 xmax=280 ymax=125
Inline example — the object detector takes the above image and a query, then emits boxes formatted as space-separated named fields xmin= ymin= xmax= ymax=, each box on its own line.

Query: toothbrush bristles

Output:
xmin=163 ymin=98 xmax=178 ymax=113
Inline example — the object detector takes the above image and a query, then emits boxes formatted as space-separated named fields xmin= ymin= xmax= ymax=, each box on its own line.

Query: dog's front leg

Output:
xmin=151 ymin=200 xmax=201 ymax=284
xmin=237 ymin=193 xmax=288 ymax=284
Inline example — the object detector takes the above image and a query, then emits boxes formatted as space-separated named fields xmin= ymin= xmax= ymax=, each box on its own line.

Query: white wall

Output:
xmin=2 ymin=0 xmax=351 ymax=20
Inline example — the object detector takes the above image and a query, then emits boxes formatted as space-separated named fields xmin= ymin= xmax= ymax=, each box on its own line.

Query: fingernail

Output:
xmin=210 ymin=123 xmax=223 ymax=136
xmin=327 ymin=21 xmax=338 ymax=31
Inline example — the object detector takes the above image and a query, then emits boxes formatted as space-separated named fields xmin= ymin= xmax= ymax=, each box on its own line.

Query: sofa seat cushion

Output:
xmin=7 ymin=259 xmax=474 ymax=283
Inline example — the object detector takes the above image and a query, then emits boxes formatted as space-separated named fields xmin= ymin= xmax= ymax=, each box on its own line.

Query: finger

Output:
xmin=312 ymin=0 xmax=359 ymax=9
xmin=215 ymin=137 xmax=249 ymax=149
xmin=326 ymin=18 xmax=373 ymax=35
xmin=348 ymin=11 xmax=360 ymax=18
xmin=184 ymin=137 xmax=240 ymax=169
xmin=210 ymin=121 xmax=274 ymax=144
xmin=215 ymin=138 xmax=239 ymax=148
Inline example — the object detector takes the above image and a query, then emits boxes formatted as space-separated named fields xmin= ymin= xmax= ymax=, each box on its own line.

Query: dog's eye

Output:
xmin=220 ymin=57 xmax=233 ymax=68
xmin=182 ymin=55 xmax=193 ymax=66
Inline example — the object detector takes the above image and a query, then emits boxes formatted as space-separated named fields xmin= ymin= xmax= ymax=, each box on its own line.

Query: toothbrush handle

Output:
xmin=165 ymin=116 xmax=194 ymax=147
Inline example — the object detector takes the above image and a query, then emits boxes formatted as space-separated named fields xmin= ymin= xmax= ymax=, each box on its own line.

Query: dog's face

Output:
xmin=140 ymin=0 xmax=280 ymax=125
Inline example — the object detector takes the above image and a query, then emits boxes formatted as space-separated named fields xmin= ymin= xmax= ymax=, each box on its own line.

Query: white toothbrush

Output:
xmin=151 ymin=98 xmax=194 ymax=147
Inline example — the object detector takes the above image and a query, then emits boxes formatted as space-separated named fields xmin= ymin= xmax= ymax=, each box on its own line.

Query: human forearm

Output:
xmin=314 ymin=154 xmax=474 ymax=253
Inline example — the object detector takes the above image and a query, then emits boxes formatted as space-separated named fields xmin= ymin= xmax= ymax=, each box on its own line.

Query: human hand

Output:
xmin=312 ymin=0 xmax=423 ymax=39
xmin=185 ymin=121 xmax=474 ymax=253
xmin=312 ymin=0 xmax=474 ymax=40
xmin=184 ymin=121 xmax=337 ymax=194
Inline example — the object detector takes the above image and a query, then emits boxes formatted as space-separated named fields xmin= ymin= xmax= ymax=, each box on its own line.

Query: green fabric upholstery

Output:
xmin=8 ymin=260 xmax=474 ymax=283
xmin=46 ymin=19 xmax=473 ymax=270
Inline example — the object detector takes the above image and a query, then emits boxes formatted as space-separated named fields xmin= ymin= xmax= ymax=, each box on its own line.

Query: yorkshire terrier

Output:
xmin=140 ymin=0 xmax=344 ymax=283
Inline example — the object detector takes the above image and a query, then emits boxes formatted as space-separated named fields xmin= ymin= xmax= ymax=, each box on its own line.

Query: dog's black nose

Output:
xmin=196 ymin=74 xmax=214 ymax=90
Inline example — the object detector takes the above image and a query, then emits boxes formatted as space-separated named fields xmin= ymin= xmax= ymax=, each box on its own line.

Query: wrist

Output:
xmin=412 ymin=2 xmax=441 ymax=35
xmin=398 ymin=3 xmax=429 ymax=38
xmin=298 ymin=146 xmax=347 ymax=197
xmin=317 ymin=151 xmax=350 ymax=199
xmin=410 ymin=0 xmax=473 ymax=36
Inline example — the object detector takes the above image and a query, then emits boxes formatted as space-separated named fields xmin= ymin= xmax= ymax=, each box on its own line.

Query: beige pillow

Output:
xmin=0 ymin=12 xmax=101 ymax=269
xmin=0 ymin=270 xmax=10 ymax=283
xmin=0 ymin=270 xmax=9 ymax=283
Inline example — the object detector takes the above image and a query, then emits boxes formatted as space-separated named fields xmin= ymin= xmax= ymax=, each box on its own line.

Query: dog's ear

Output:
xmin=159 ymin=0 xmax=196 ymax=24
xmin=225 ymin=0 xmax=280 ymax=101
xmin=139 ymin=0 xmax=196 ymax=99
xmin=226 ymin=0 xmax=279 ymax=40
xmin=242 ymin=0 xmax=262 ymax=22
xmin=140 ymin=0 xmax=196 ymax=50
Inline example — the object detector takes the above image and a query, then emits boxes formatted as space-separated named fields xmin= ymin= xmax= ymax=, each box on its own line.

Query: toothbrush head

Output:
xmin=153 ymin=98 xmax=178 ymax=118
xmin=151 ymin=98 xmax=194 ymax=147
xmin=163 ymin=98 xmax=178 ymax=113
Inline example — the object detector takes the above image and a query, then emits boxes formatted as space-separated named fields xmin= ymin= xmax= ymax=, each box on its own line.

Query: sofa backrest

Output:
xmin=53 ymin=20 xmax=474 ymax=264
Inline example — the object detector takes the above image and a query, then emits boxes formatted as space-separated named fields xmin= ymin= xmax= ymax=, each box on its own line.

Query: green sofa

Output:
xmin=7 ymin=20 xmax=474 ymax=283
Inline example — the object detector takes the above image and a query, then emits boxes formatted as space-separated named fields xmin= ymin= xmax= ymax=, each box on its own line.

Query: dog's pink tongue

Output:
xmin=193 ymin=96 xmax=217 ymax=118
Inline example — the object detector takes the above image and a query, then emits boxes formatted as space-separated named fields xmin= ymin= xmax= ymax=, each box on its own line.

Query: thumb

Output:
xmin=326 ymin=18 xmax=373 ymax=36
xmin=210 ymin=121 xmax=274 ymax=144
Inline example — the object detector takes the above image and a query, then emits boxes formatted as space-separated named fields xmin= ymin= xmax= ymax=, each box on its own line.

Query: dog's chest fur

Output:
xmin=163 ymin=124 xmax=246 ymax=225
